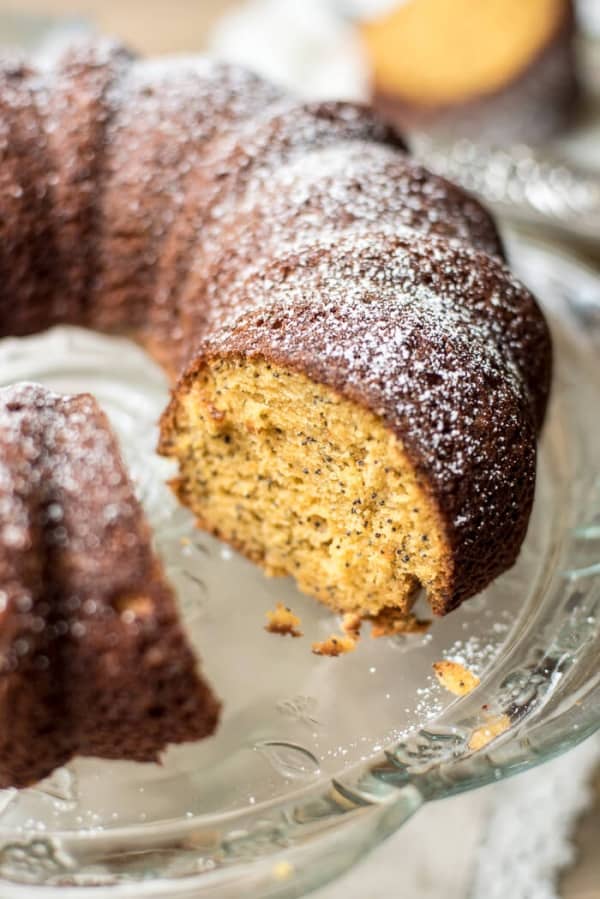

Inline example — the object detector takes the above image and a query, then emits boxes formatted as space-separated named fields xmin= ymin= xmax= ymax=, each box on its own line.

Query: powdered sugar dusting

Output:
xmin=0 ymin=381 xmax=217 ymax=785
xmin=212 ymin=140 xmax=503 ymax=257
xmin=0 ymin=383 xmax=139 ymax=601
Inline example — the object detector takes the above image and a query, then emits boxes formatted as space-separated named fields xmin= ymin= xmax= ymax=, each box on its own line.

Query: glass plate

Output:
xmin=0 ymin=233 xmax=597 ymax=898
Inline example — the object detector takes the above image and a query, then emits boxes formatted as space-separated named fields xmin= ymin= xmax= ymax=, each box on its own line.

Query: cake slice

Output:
xmin=0 ymin=383 xmax=219 ymax=789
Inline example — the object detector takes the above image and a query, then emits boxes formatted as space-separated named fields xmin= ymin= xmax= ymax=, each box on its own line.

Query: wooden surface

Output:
xmin=0 ymin=1 xmax=598 ymax=895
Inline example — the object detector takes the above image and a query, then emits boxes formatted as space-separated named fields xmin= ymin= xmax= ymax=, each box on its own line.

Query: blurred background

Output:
xmin=1 ymin=0 xmax=599 ymax=256
xmin=0 ymin=2 xmax=597 ymax=897
xmin=0 ymin=0 xmax=235 ymax=54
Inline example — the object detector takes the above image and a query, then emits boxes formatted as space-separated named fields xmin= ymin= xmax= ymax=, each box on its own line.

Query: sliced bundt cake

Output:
xmin=0 ymin=39 xmax=552 ymax=619
xmin=0 ymin=40 xmax=552 ymax=784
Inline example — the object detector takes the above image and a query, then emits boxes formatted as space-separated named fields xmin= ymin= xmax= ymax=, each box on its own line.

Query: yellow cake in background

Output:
xmin=360 ymin=0 xmax=578 ymax=143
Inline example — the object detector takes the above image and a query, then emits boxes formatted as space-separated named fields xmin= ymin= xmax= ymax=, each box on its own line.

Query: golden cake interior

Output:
xmin=361 ymin=0 xmax=566 ymax=104
xmin=161 ymin=358 xmax=452 ymax=618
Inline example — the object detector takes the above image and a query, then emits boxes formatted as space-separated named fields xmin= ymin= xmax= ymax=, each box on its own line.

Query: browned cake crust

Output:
xmin=0 ymin=41 xmax=553 ymax=783
xmin=0 ymin=384 xmax=219 ymax=789
xmin=42 ymin=40 xmax=134 ymax=325
xmin=0 ymin=61 xmax=58 ymax=336
xmin=370 ymin=1 xmax=578 ymax=145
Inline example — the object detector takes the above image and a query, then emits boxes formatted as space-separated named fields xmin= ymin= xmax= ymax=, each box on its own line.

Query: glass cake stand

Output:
xmin=0 ymin=233 xmax=597 ymax=898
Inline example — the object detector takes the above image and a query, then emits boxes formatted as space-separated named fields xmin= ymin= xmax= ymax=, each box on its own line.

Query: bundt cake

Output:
xmin=0 ymin=39 xmax=552 ymax=784
xmin=360 ymin=0 xmax=578 ymax=144
xmin=0 ymin=383 xmax=219 ymax=789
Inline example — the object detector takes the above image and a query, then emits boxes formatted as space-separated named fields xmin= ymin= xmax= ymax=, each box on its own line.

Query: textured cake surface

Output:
xmin=0 ymin=384 xmax=219 ymax=788
xmin=0 ymin=40 xmax=553 ymax=783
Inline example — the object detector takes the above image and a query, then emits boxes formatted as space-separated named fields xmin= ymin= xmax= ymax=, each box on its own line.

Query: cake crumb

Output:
xmin=312 ymin=634 xmax=357 ymax=656
xmin=369 ymin=608 xmax=431 ymax=638
xmin=342 ymin=612 xmax=362 ymax=640
xmin=468 ymin=714 xmax=511 ymax=751
xmin=272 ymin=860 xmax=294 ymax=881
xmin=433 ymin=660 xmax=480 ymax=695
xmin=265 ymin=602 xmax=303 ymax=638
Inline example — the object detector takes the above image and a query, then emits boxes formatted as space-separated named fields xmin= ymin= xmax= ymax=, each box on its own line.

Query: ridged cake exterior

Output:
xmin=0 ymin=384 xmax=219 ymax=788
